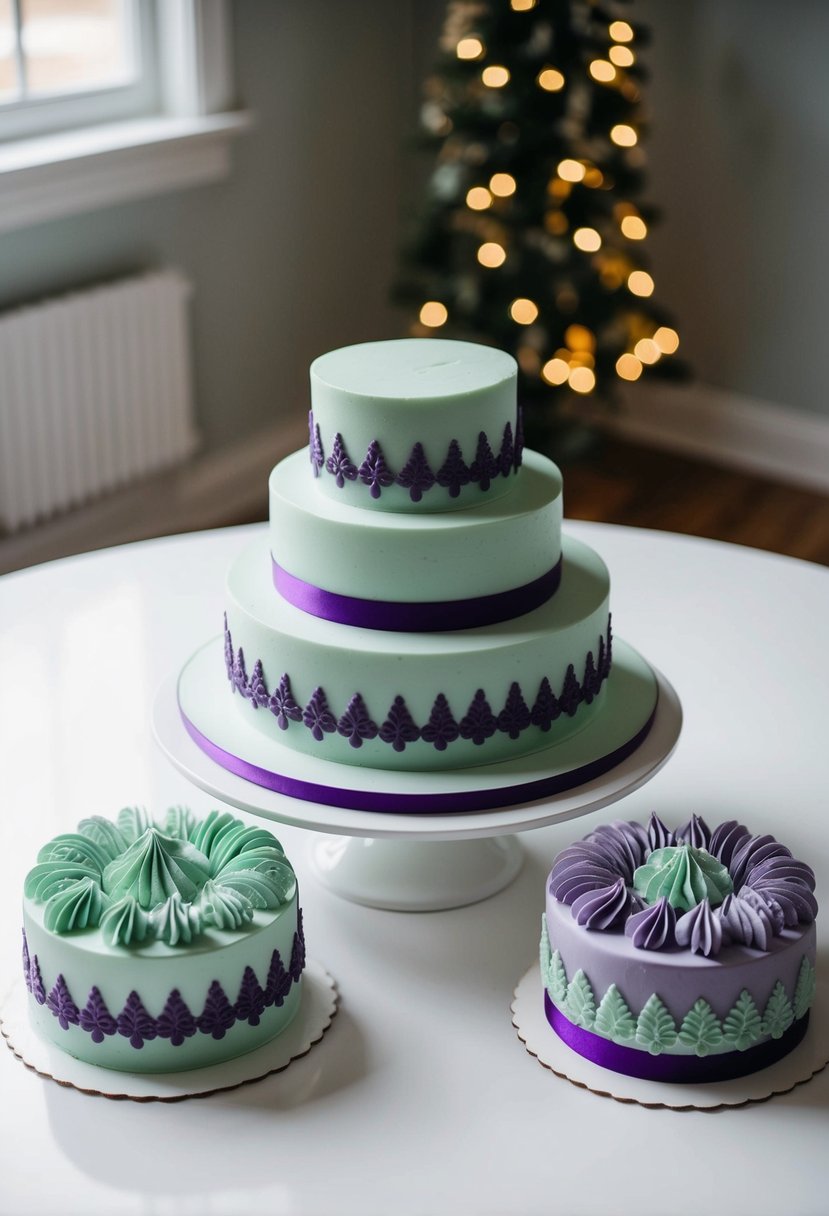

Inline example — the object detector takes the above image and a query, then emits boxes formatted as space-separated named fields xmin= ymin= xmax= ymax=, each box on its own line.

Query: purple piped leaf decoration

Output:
xmin=581 ymin=652 xmax=599 ymax=704
xmin=46 ymin=974 xmax=80 ymax=1030
xmin=264 ymin=949 xmax=292 ymax=1007
xmin=459 ymin=689 xmax=497 ymax=745
xmin=358 ymin=440 xmax=395 ymax=499
xmin=303 ymin=687 xmax=337 ymax=742
xmin=79 ymin=986 xmax=118 ymax=1043
xmin=571 ymin=877 xmax=632 ymax=931
xmin=396 ymin=442 xmax=436 ymax=502
xmin=708 ymin=819 xmax=751 ymax=867
xmin=248 ymin=659 xmax=269 ymax=709
xmin=197 ymin=980 xmax=236 ymax=1040
xmin=30 ymin=955 xmax=46 ymax=1005
xmin=675 ymin=898 xmax=722 ymax=957
xmin=436 ymin=439 xmax=470 ymax=498
xmin=269 ymin=673 xmax=302 ymax=730
xmin=235 ymin=966 xmax=267 ymax=1027
xmin=596 ymin=635 xmax=606 ymax=684
xmin=337 ymin=693 xmax=378 ymax=749
xmin=223 ymin=614 xmax=234 ymax=680
xmin=117 ymin=991 xmax=158 ymax=1049
xmin=625 ymin=897 xmax=677 ymax=951
xmin=558 ymin=665 xmax=582 ymax=717
xmin=325 ymin=433 xmax=358 ymax=488
xmin=605 ymin=615 xmax=613 ymax=674
xmin=290 ymin=909 xmax=306 ymax=982
xmin=379 ymin=695 xmax=420 ymax=752
xmin=497 ymin=682 xmax=531 ymax=740
xmin=497 ymin=421 xmax=514 ymax=477
xmin=677 ymin=814 xmax=712 ymax=851
xmin=232 ymin=648 xmax=248 ymax=697
xmin=469 ymin=431 xmax=498 ymax=491
xmin=530 ymin=677 xmax=561 ymax=731
xmin=156 ymin=989 xmax=197 ymax=1046
xmin=420 ymin=693 xmax=459 ymax=751
xmin=309 ymin=411 xmax=324 ymax=476
xmin=514 ymin=406 xmax=525 ymax=469
xmin=22 ymin=929 xmax=31 ymax=993
xmin=646 ymin=812 xmax=676 ymax=853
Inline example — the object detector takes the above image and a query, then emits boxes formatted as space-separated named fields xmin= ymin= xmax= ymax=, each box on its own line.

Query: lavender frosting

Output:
xmin=625 ymin=896 xmax=676 ymax=950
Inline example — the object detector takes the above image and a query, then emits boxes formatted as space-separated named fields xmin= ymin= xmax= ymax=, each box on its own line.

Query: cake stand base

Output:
xmin=310 ymin=834 xmax=523 ymax=911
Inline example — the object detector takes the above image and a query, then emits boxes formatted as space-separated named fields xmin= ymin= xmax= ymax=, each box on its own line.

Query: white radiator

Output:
xmin=0 ymin=269 xmax=199 ymax=532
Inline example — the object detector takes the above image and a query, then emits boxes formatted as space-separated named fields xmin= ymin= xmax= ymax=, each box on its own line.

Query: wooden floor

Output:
xmin=556 ymin=439 xmax=829 ymax=567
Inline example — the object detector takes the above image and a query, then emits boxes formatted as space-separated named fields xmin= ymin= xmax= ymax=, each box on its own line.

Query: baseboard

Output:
xmin=0 ymin=414 xmax=308 ymax=576
xmin=606 ymin=381 xmax=829 ymax=494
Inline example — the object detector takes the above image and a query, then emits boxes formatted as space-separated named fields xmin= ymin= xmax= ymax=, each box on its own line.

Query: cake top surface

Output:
xmin=24 ymin=806 xmax=296 ymax=949
xmin=310 ymin=338 xmax=516 ymax=403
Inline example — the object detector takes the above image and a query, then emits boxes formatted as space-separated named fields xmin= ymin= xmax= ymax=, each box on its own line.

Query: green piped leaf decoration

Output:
xmin=117 ymin=806 xmax=151 ymax=844
xmin=594 ymin=984 xmax=636 ymax=1042
xmin=539 ymin=916 xmax=553 ymax=992
xmin=723 ymin=990 xmax=762 ymax=1050
xmin=762 ymin=981 xmax=794 ymax=1040
xmin=548 ymin=949 xmax=568 ymax=1005
xmin=565 ymin=970 xmax=596 ymax=1029
xmin=794 ymin=957 xmax=816 ymax=1020
xmin=163 ymin=805 xmax=196 ymax=840
xmin=77 ymin=816 xmax=128 ymax=861
xmin=636 ymin=994 xmax=677 ymax=1054
xmin=678 ymin=999 xmax=724 ymax=1056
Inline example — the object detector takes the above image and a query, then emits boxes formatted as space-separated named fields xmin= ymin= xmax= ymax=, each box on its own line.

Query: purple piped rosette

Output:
xmin=548 ymin=813 xmax=818 ymax=958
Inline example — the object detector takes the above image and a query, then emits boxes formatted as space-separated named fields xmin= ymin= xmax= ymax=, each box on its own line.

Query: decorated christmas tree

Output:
xmin=394 ymin=0 xmax=685 ymax=444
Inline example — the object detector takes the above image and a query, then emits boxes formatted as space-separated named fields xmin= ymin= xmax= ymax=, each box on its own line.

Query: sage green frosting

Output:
xmin=633 ymin=844 xmax=732 ymax=912
xmin=197 ymin=880 xmax=253 ymax=930
xmin=101 ymin=829 xmax=208 ymax=908
xmin=101 ymin=894 xmax=151 ymax=947
xmin=150 ymin=892 xmax=202 ymax=946
xmin=43 ymin=876 xmax=106 ymax=933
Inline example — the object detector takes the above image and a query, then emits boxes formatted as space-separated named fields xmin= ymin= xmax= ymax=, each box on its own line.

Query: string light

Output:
xmin=609 ymin=20 xmax=634 ymax=43
xmin=419 ymin=301 xmax=448 ymax=327
xmin=510 ymin=298 xmax=538 ymax=324
xmin=654 ymin=327 xmax=680 ymax=354
xmin=565 ymin=325 xmax=595 ymax=352
xmin=466 ymin=186 xmax=492 ymax=210
xmin=489 ymin=172 xmax=516 ymax=197
xmin=557 ymin=158 xmax=585 ymax=182
xmin=609 ymin=45 xmax=635 ymax=68
xmin=477 ymin=242 xmax=507 ymax=267
xmin=538 ymin=67 xmax=565 ymax=92
xmin=616 ymin=353 xmax=643 ymax=381
xmin=457 ymin=37 xmax=484 ymax=60
xmin=634 ymin=338 xmax=661 ymax=364
xmin=569 ymin=367 xmax=596 ymax=393
xmin=542 ymin=358 xmax=569 ymax=385
xmin=511 ymin=0 xmax=536 ymax=9
xmin=573 ymin=227 xmax=601 ymax=252
xmin=611 ymin=124 xmax=638 ymax=147
xmin=628 ymin=270 xmax=655 ymax=297
xmin=589 ymin=60 xmax=616 ymax=83
xmin=621 ymin=215 xmax=647 ymax=239
xmin=482 ymin=65 xmax=510 ymax=88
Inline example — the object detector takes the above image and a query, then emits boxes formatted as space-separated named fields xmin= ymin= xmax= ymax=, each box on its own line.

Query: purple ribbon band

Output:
xmin=179 ymin=698 xmax=656 ymax=814
xmin=272 ymin=557 xmax=563 ymax=632
xmin=544 ymin=993 xmax=809 ymax=1084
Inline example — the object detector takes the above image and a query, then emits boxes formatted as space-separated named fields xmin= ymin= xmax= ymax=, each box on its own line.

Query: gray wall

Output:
xmin=640 ymin=0 xmax=829 ymax=419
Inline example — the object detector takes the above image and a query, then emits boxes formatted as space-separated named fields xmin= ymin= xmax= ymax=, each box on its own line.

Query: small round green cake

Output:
xmin=22 ymin=806 xmax=305 ymax=1073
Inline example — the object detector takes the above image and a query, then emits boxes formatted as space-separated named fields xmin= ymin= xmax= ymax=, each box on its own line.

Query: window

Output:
xmin=0 ymin=0 xmax=157 ymax=141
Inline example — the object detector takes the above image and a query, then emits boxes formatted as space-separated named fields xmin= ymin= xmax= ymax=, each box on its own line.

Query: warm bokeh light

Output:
xmin=466 ymin=186 xmax=492 ymax=210
xmin=611 ymin=124 xmax=638 ymax=147
xmin=609 ymin=20 xmax=634 ymax=43
xmin=654 ymin=326 xmax=680 ymax=354
xmin=565 ymin=325 xmax=595 ymax=352
xmin=419 ymin=301 xmax=448 ymax=327
xmin=573 ymin=227 xmax=602 ymax=252
xmin=609 ymin=45 xmax=635 ymax=68
xmin=489 ymin=172 xmax=516 ymax=197
xmin=557 ymin=158 xmax=585 ymax=182
xmin=511 ymin=0 xmax=537 ymax=9
xmin=510 ymin=298 xmax=539 ymax=325
xmin=621 ymin=214 xmax=647 ymax=240
xmin=482 ymin=65 xmax=510 ymax=88
xmin=477 ymin=241 xmax=507 ymax=268
xmin=616 ymin=353 xmax=643 ymax=381
xmin=582 ymin=166 xmax=604 ymax=188
xmin=457 ymin=37 xmax=484 ymax=60
xmin=634 ymin=338 xmax=661 ymax=364
xmin=544 ymin=210 xmax=568 ymax=234
xmin=542 ymin=357 xmax=570 ymax=385
xmin=517 ymin=345 xmax=541 ymax=374
xmin=538 ymin=67 xmax=565 ymax=92
xmin=628 ymin=270 xmax=655 ymax=297
xmin=589 ymin=60 xmax=617 ymax=83
xmin=569 ymin=366 xmax=596 ymax=394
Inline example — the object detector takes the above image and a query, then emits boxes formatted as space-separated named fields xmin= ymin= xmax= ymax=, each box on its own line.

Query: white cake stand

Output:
xmin=152 ymin=642 xmax=681 ymax=911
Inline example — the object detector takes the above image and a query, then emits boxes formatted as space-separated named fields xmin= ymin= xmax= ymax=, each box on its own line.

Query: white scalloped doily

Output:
xmin=512 ymin=962 xmax=829 ymax=1111
xmin=1 ymin=959 xmax=337 ymax=1102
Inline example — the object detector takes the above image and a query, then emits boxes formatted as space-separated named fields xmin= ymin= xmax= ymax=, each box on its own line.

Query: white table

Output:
xmin=1 ymin=522 xmax=827 ymax=1216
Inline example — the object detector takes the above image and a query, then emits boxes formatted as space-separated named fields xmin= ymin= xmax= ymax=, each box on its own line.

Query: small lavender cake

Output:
xmin=541 ymin=814 xmax=817 ymax=1082
xmin=22 ymin=806 xmax=305 ymax=1073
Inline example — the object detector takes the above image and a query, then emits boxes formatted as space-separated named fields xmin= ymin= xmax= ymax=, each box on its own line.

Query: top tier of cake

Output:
xmin=309 ymin=338 xmax=520 ymax=513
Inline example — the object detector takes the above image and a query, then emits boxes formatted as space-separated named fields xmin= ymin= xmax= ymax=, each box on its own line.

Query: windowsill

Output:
xmin=0 ymin=110 xmax=252 ymax=234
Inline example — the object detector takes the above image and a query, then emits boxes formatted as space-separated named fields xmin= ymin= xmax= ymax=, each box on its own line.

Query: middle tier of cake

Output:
xmin=224 ymin=534 xmax=612 ymax=773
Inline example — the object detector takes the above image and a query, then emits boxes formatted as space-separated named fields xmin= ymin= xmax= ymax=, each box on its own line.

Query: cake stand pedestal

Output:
xmin=152 ymin=654 xmax=681 ymax=911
